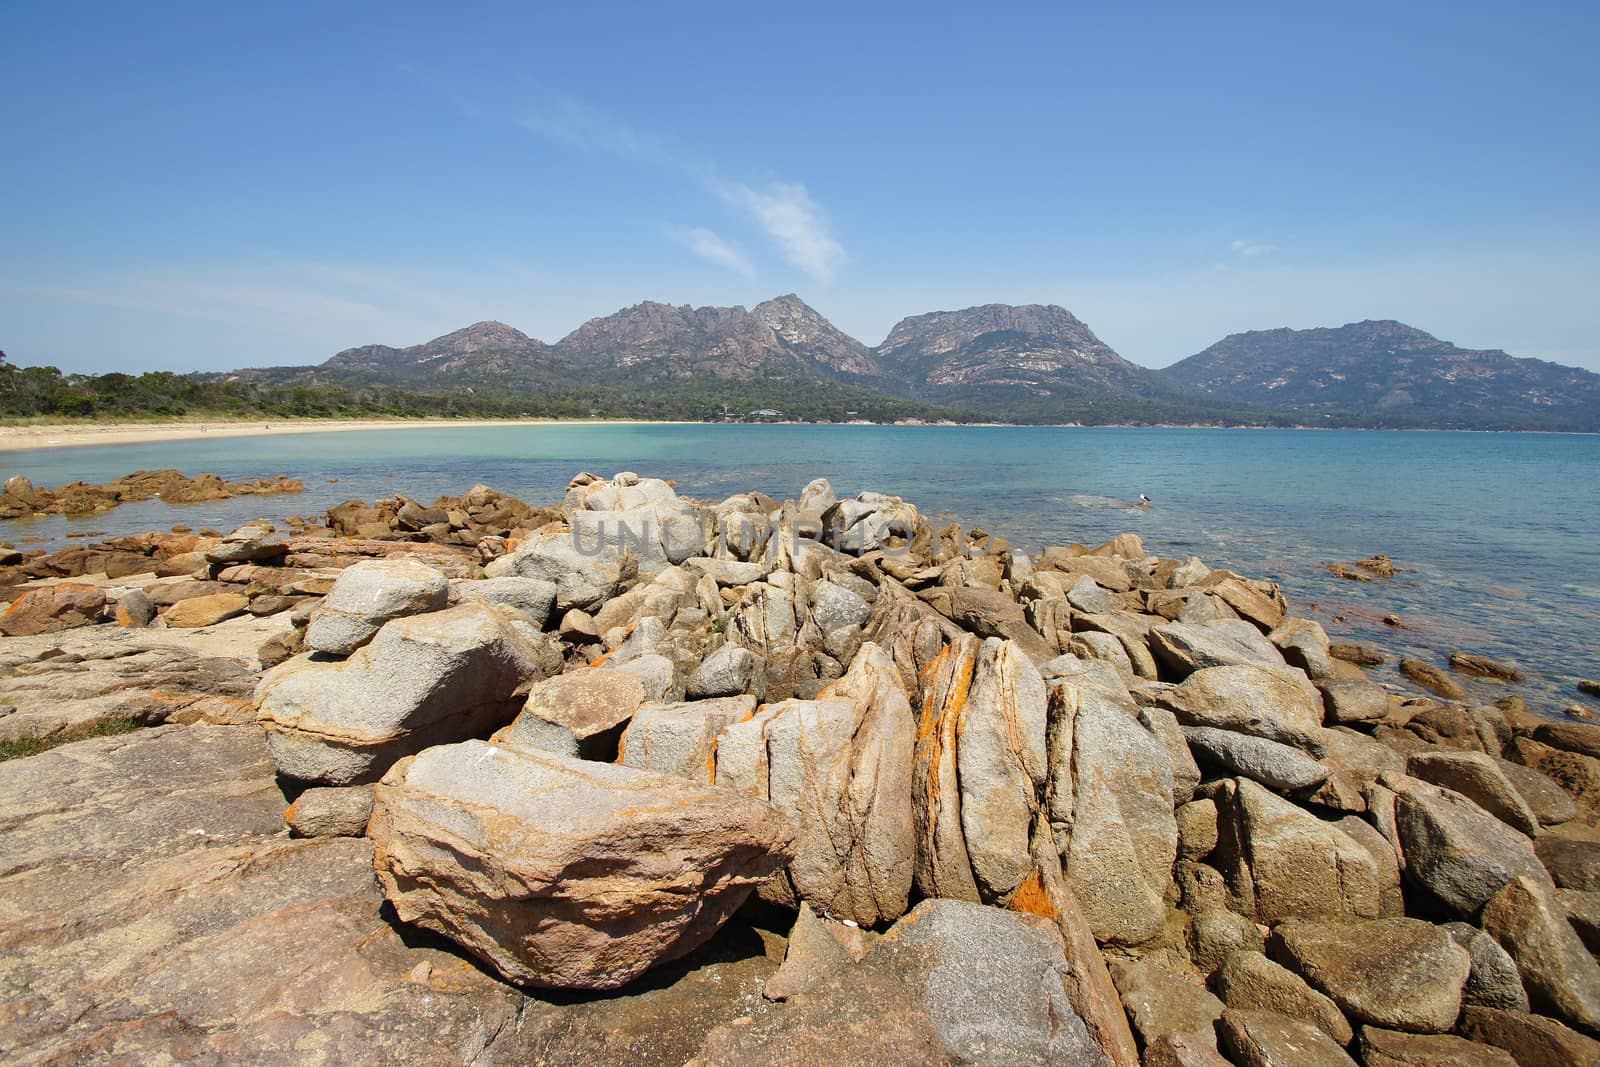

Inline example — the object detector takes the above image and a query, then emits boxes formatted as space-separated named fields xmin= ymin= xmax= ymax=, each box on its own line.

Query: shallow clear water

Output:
xmin=4 ymin=425 xmax=1597 ymax=711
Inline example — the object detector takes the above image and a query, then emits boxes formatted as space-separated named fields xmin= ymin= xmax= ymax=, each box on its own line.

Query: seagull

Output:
xmin=1139 ymin=493 xmax=1153 ymax=505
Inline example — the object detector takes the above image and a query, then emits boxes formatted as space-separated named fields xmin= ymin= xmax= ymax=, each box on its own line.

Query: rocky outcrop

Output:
xmin=0 ymin=469 xmax=303 ymax=520
xmin=4 ymin=466 xmax=1597 ymax=1066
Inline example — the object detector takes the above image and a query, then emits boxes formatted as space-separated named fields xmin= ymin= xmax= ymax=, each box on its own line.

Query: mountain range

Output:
xmin=225 ymin=297 xmax=1600 ymax=431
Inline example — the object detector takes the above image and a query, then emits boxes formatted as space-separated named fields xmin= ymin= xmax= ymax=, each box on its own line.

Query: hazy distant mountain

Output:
xmin=1164 ymin=320 xmax=1600 ymax=431
xmin=213 ymin=300 xmax=1597 ymax=429
xmin=874 ymin=303 xmax=1260 ymax=423
xmin=555 ymin=295 xmax=878 ymax=381
xmin=324 ymin=321 xmax=557 ymax=377
xmin=877 ymin=304 xmax=1143 ymax=391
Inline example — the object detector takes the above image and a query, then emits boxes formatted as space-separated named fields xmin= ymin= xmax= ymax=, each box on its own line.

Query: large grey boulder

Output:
xmin=257 ymin=601 xmax=545 ymax=784
xmin=485 ymin=530 xmax=638 ymax=612
xmin=369 ymin=741 xmax=795 ymax=990
xmin=692 ymin=899 xmax=1111 ymax=1066
xmin=1054 ymin=681 xmax=1178 ymax=946
xmin=715 ymin=643 xmax=915 ymax=926
xmin=870 ymin=899 xmax=1111 ymax=1066
xmin=1164 ymin=665 xmax=1326 ymax=752
xmin=685 ymin=643 xmax=758 ymax=699
xmin=619 ymin=695 xmax=756 ymax=783
xmin=1270 ymin=917 xmax=1471 ymax=1034
xmin=1215 ymin=779 xmax=1382 ymax=922
xmin=1480 ymin=875 xmax=1600 ymax=1031
xmin=1150 ymin=620 xmax=1287 ymax=676
xmin=457 ymin=575 xmax=558 ymax=629
xmin=1394 ymin=782 xmax=1552 ymax=916
xmin=304 ymin=558 xmax=449 ymax=655
xmin=1184 ymin=726 xmax=1330 ymax=792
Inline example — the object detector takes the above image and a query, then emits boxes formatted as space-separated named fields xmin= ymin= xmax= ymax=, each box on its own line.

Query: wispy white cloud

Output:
xmin=665 ymin=225 xmax=755 ymax=276
xmin=1230 ymin=239 xmax=1278 ymax=257
xmin=517 ymin=90 xmax=846 ymax=284
xmin=716 ymin=180 xmax=845 ymax=284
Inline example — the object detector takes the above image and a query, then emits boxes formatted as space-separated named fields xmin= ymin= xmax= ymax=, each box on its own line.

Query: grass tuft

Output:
xmin=0 ymin=716 xmax=141 ymax=762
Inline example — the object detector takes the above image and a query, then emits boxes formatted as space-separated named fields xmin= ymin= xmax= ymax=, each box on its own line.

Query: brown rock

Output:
xmin=162 ymin=592 xmax=250 ymax=628
xmin=1217 ymin=1009 xmax=1357 ymax=1067
xmin=1480 ymin=875 xmax=1600 ymax=1031
xmin=0 ymin=582 xmax=106 ymax=636
xmin=1533 ymin=721 xmax=1600 ymax=760
xmin=1400 ymin=658 xmax=1468 ymax=699
xmin=1269 ymin=917 xmax=1470 ymax=1034
xmin=1330 ymin=642 xmax=1384 ymax=667
xmin=370 ymin=741 xmax=795 ymax=990
xmin=1357 ymin=1026 xmax=1517 ymax=1067
xmin=1460 ymin=1005 xmax=1600 ymax=1067
xmin=1449 ymin=653 xmax=1525 ymax=683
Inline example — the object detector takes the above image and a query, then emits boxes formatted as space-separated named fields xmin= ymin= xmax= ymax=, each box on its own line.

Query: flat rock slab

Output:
xmin=0 ymin=722 xmax=802 ymax=1065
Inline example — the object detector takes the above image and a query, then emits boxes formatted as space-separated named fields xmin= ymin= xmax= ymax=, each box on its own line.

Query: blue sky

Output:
xmin=3 ymin=1 xmax=1598 ymax=374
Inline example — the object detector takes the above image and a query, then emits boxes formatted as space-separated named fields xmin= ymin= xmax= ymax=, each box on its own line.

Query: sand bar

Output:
xmin=0 ymin=418 xmax=692 ymax=453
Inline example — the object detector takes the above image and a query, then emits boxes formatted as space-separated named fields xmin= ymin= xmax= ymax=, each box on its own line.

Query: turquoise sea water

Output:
xmin=4 ymin=425 xmax=1597 ymax=712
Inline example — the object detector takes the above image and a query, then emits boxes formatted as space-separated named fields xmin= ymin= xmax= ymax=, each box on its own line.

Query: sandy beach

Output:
xmin=0 ymin=418 xmax=691 ymax=453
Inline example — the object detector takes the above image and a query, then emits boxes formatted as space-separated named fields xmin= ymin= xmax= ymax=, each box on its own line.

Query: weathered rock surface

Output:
xmin=1407 ymin=750 xmax=1541 ymax=836
xmin=1394 ymin=783 xmax=1552 ymax=916
xmin=1270 ymin=917 xmax=1471 ymax=1034
xmin=1164 ymin=664 xmax=1325 ymax=751
xmin=619 ymin=695 xmax=755 ymax=782
xmin=1442 ymin=922 xmax=1531 ymax=1013
xmin=163 ymin=591 xmax=250 ymax=628
xmin=486 ymin=529 xmax=639 ymax=611
xmin=1216 ymin=779 xmax=1382 ymax=922
xmin=1480 ymin=875 xmax=1600 ymax=1031
xmin=695 ymin=899 xmax=1109 ymax=1067
xmin=456 ymin=574 xmax=558 ymax=628
xmin=370 ymin=740 xmax=795 ymax=989
xmin=0 ymin=582 xmax=106 ymax=635
xmin=717 ymin=643 xmax=916 ymax=926
xmin=1357 ymin=1026 xmax=1518 ymax=1067
xmin=284 ymin=784 xmax=374 ymax=837
xmin=1150 ymin=620 xmax=1287 ymax=676
xmin=1217 ymin=1009 xmax=1358 ymax=1067
xmin=0 ymin=722 xmax=791 ymax=1065
xmin=1215 ymin=949 xmax=1353 ymax=1045
xmin=1109 ymin=958 xmax=1225 ymax=1050
xmin=1460 ymin=1005 xmax=1600 ymax=1066
xmin=257 ymin=601 xmax=545 ymax=784
xmin=1054 ymin=681 xmax=1178 ymax=945
xmin=1184 ymin=725 xmax=1330 ymax=792
xmin=305 ymin=558 xmax=449 ymax=655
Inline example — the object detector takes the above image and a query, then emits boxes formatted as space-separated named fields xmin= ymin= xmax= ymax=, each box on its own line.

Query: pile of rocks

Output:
xmin=3 ymin=469 xmax=1600 ymax=1065
xmin=0 ymin=468 xmax=303 ymax=520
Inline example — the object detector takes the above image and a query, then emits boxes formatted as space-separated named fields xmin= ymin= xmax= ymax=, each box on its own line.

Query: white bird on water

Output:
xmin=1139 ymin=493 xmax=1153 ymax=505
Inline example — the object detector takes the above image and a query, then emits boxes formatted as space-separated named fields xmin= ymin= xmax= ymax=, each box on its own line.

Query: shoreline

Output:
xmin=3 ymin=417 xmax=1592 ymax=453
xmin=0 ymin=417 xmax=704 ymax=453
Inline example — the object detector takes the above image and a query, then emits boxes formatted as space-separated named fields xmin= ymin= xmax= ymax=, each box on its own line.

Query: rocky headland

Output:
xmin=2 ymin=471 xmax=1599 ymax=1065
